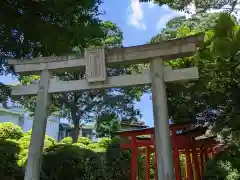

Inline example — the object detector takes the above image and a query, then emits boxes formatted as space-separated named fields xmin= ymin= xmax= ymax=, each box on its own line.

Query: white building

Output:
xmin=0 ymin=102 xmax=95 ymax=141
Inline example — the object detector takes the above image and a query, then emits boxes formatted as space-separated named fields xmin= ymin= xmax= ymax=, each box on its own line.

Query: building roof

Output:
xmin=121 ymin=122 xmax=148 ymax=128
xmin=0 ymin=107 xmax=25 ymax=117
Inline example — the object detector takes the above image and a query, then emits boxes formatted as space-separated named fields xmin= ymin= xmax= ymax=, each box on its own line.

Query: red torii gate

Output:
xmin=117 ymin=123 xmax=224 ymax=180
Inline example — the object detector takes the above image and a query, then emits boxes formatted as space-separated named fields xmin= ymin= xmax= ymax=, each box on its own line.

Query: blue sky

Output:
xmin=99 ymin=0 xmax=186 ymax=126
xmin=1 ymin=0 xmax=188 ymax=127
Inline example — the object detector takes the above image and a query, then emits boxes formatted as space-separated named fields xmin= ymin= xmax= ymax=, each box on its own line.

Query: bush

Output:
xmin=204 ymin=144 xmax=240 ymax=180
xmin=0 ymin=125 xmax=146 ymax=180
xmin=18 ymin=134 xmax=55 ymax=167
xmin=98 ymin=137 xmax=111 ymax=148
xmin=41 ymin=144 xmax=106 ymax=180
xmin=72 ymin=142 xmax=87 ymax=148
xmin=104 ymin=138 xmax=131 ymax=180
xmin=60 ymin=137 xmax=73 ymax=144
xmin=77 ymin=137 xmax=92 ymax=145
xmin=87 ymin=143 xmax=100 ymax=149
xmin=0 ymin=122 xmax=24 ymax=140
xmin=0 ymin=139 xmax=23 ymax=179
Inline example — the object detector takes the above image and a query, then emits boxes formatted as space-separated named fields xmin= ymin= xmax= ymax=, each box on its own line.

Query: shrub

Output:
xmin=77 ymin=136 xmax=92 ymax=145
xmin=0 ymin=122 xmax=24 ymax=140
xmin=0 ymin=139 xmax=23 ymax=179
xmin=18 ymin=134 xmax=55 ymax=151
xmin=204 ymin=144 xmax=240 ymax=180
xmin=18 ymin=134 xmax=55 ymax=167
xmin=60 ymin=136 xmax=73 ymax=144
xmin=98 ymin=137 xmax=111 ymax=148
xmin=72 ymin=142 xmax=87 ymax=148
xmin=87 ymin=143 xmax=100 ymax=149
xmin=41 ymin=144 xmax=106 ymax=180
xmin=27 ymin=129 xmax=32 ymax=135
xmin=104 ymin=138 xmax=131 ymax=180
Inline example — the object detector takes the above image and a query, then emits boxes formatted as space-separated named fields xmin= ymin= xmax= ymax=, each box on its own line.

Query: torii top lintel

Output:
xmin=7 ymin=33 xmax=204 ymax=75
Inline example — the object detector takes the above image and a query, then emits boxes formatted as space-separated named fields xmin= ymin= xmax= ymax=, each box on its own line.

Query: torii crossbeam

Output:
xmin=8 ymin=33 xmax=204 ymax=180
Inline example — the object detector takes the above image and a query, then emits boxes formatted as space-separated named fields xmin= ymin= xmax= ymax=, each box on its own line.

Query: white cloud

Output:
xmin=155 ymin=3 xmax=240 ymax=33
xmin=155 ymin=4 xmax=195 ymax=31
xmin=156 ymin=14 xmax=178 ymax=31
xmin=156 ymin=9 xmax=184 ymax=31
xmin=128 ymin=0 xmax=147 ymax=30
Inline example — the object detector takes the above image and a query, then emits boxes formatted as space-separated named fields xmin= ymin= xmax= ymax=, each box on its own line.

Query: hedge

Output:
xmin=41 ymin=144 xmax=106 ymax=180
xmin=0 ymin=139 xmax=23 ymax=180
xmin=18 ymin=134 xmax=55 ymax=167
xmin=0 ymin=124 xmax=148 ymax=180
xmin=0 ymin=122 xmax=24 ymax=140
xmin=204 ymin=144 xmax=240 ymax=180
xmin=60 ymin=136 xmax=73 ymax=144
xmin=77 ymin=136 xmax=92 ymax=145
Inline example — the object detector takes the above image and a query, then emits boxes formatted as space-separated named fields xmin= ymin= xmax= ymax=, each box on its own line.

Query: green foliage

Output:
xmin=96 ymin=112 xmax=121 ymax=138
xmin=77 ymin=136 xmax=92 ymax=145
xmin=72 ymin=142 xmax=87 ymax=149
xmin=0 ymin=82 xmax=11 ymax=104
xmin=0 ymin=123 xmax=146 ymax=179
xmin=104 ymin=139 xmax=131 ymax=180
xmin=101 ymin=21 xmax=123 ymax=48
xmin=1 ymin=0 xmax=103 ymax=59
xmin=139 ymin=0 xmax=239 ymax=12
xmin=204 ymin=144 xmax=240 ymax=180
xmin=0 ymin=122 xmax=24 ymax=140
xmin=98 ymin=137 xmax=112 ymax=148
xmin=60 ymin=137 xmax=73 ymax=144
xmin=41 ymin=144 xmax=106 ymax=180
xmin=87 ymin=143 xmax=101 ymax=149
xmin=18 ymin=134 xmax=55 ymax=167
xmin=0 ymin=139 xmax=23 ymax=179
xmin=19 ymin=21 xmax=146 ymax=142
xmin=150 ymin=12 xmax=240 ymax=138
xmin=1 ymin=0 xmax=104 ymax=105
xmin=149 ymin=11 xmax=240 ymax=179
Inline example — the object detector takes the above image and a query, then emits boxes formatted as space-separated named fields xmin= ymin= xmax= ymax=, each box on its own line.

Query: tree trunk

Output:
xmin=70 ymin=105 xmax=80 ymax=143
xmin=2 ymin=100 xmax=7 ymax=108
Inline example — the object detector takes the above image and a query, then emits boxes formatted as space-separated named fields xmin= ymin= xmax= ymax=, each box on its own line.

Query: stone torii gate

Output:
xmin=8 ymin=33 xmax=204 ymax=180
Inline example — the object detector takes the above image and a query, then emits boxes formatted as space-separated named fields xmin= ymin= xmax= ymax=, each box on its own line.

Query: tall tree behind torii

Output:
xmin=0 ymin=0 xmax=104 ymax=102
xmin=19 ymin=21 xmax=147 ymax=142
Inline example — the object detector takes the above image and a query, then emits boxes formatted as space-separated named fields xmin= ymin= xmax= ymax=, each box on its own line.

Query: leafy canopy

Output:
xmin=17 ymin=21 xmax=146 ymax=141
xmin=140 ymin=0 xmax=239 ymax=12
xmin=150 ymin=12 xmax=240 ymax=143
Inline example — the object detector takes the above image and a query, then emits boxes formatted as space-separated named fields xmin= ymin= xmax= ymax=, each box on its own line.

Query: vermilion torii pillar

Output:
xmin=8 ymin=33 xmax=204 ymax=180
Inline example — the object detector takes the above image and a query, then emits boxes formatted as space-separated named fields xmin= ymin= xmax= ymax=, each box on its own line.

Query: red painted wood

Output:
xmin=145 ymin=147 xmax=150 ymax=180
xmin=199 ymin=151 xmax=204 ymax=179
xmin=173 ymin=149 xmax=181 ymax=180
xmin=131 ymin=136 xmax=137 ymax=180
xmin=118 ymin=124 xmax=222 ymax=180
xmin=185 ymin=150 xmax=193 ymax=180
xmin=120 ymin=140 xmax=154 ymax=149
xmin=192 ymin=148 xmax=201 ymax=180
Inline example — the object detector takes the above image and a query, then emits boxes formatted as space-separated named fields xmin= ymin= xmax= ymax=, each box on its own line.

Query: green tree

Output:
xmin=151 ymin=12 xmax=240 ymax=142
xmin=18 ymin=21 xmax=146 ymax=142
xmin=95 ymin=112 xmax=121 ymax=138
xmin=0 ymin=122 xmax=24 ymax=140
xmin=0 ymin=0 xmax=103 ymax=59
xmin=150 ymin=11 xmax=240 ymax=178
xmin=151 ymin=13 xmax=221 ymax=43
xmin=140 ymin=0 xmax=239 ymax=12
xmin=0 ymin=139 xmax=23 ymax=179
xmin=0 ymin=0 xmax=104 ymax=101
